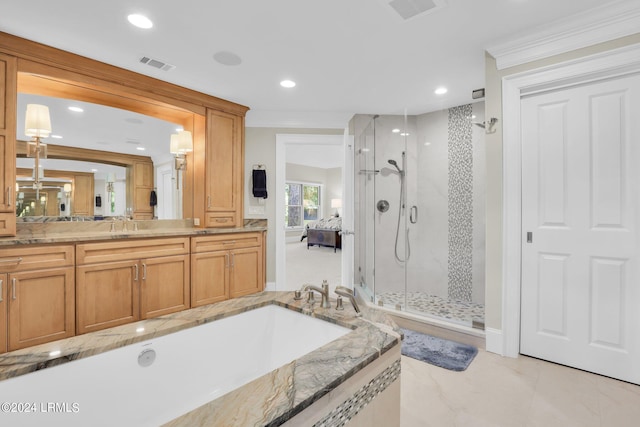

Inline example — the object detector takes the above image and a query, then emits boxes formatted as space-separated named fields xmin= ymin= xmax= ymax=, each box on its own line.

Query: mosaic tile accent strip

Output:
xmin=447 ymin=104 xmax=474 ymax=302
xmin=312 ymin=358 xmax=401 ymax=427
xmin=376 ymin=291 xmax=485 ymax=325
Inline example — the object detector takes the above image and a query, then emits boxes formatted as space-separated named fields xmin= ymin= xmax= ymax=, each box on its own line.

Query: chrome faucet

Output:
xmin=300 ymin=280 xmax=331 ymax=309
xmin=334 ymin=286 xmax=361 ymax=316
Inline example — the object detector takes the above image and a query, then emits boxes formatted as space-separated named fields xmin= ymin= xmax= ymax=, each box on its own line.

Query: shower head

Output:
xmin=388 ymin=159 xmax=402 ymax=173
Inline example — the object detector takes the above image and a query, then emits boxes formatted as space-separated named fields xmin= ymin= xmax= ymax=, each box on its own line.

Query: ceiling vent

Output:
xmin=139 ymin=56 xmax=175 ymax=71
xmin=387 ymin=0 xmax=445 ymax=20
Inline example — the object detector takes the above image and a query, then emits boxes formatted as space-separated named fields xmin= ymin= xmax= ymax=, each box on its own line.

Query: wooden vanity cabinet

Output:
xmin=0 ymin=273 xmax=6 ymax=353
xmin=191 ymin=232 xmax=264 ymax=307
xmin=0 ymin=245 xmax=75 ymax=352
xmin=75 ymin=237 xmax=190 ymax=334
xmin=0 ymin=53 xmax=17 ymax=237
xmin=204 ymin=109 xmax=243 ymax=228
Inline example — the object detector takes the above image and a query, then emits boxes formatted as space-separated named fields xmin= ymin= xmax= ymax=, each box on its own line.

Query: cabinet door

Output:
xmin=72 ymin=174 xmax=94 ymax=216
xmin=76 ymin=260 xmax=139 ymax=334
xmin=205 ymin=110 xmax=241 ymax=227
xmin=140 ymin=254 xmax=190 ymax=319
xmin=0 ymin=53 xmax=17 ymax=236
xmin=230 ymin=247 xmax=263 ymax=298
xmin=133 ymin=162 xmax=154 ymax=218
xmin=0 ymin=273 xmax=6 ymax=354
xmin=191 ymin=250 xmax=228 ymax=307
xmin=7 ymin=267 xmax=75 ymax=351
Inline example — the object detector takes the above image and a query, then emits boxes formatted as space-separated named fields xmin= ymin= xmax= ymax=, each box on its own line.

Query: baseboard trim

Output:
xmin=485 ymin=327 xmax=506 ymax=356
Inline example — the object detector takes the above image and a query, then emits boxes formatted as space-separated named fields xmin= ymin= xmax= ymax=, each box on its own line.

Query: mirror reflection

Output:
xmin=16 ymin=93 xmax=184 ymax=220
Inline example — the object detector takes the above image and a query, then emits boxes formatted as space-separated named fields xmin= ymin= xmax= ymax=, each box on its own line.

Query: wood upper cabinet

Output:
xmin=191 ymin=232 xmax=264 ymax=307
xmin=76 ymin=237 xmax=190 ymax=334
xmin=127 ymin=161 xmax=154 ymax=220
xmin=0 ymin=53 xmax=17 ymax=236
xmin=0 ymin=245 xmax=75 ymax=352
xmin=72 ymin=174 xmax=94 ymax=216
xmin=204 ymin=109 xmax=243 ymax=228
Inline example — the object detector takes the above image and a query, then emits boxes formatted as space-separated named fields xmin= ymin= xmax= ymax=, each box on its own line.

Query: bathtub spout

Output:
xmin=301 ymin=281 xmax=331 ymax=309
xmin=334 ymin=287 xmax=362 ymax=317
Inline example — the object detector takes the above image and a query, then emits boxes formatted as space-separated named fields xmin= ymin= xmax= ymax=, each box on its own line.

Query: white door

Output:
xmin=520 ymin=73 xmax=640 ymax=384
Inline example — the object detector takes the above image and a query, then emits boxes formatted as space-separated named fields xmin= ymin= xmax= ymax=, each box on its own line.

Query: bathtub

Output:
xmin=0 ymin=305 xmax=351 ymax=427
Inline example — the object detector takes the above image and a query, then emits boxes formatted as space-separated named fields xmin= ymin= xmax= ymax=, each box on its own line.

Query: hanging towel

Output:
xmin=150 ymin=190 xmax=157 ymax=206
xmin=95 ymin=195 xmax=102 ymax=207
xmin=252 ymin=169 xmax=268 ymax=199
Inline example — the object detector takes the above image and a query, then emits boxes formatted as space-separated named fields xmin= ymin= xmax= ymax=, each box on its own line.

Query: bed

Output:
xmin=301 ymin=216 xmax=342 ymax=252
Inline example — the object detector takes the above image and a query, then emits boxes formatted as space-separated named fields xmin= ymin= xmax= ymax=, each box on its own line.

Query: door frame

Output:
xmin=499 ymin=42 xmax=640 ymax=357
xmin=274 ymin=133 xmax=349 ymax=291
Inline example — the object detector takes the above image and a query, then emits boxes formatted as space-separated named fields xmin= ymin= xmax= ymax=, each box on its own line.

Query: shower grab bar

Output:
xmin=410 ymin=206 xmax=418 ymax=224
xmin=358 ymin=169 xmax=380 ymax=174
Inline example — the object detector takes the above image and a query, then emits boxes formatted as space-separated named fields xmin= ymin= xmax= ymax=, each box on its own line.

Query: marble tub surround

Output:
xmin=0 ymin=291 xmax=401 ymax=426
xmin=0 ymin=218 xmax=267 ymax=246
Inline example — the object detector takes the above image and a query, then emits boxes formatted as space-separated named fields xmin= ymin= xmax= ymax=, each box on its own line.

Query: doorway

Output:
xmin=274 ymin=134 xmax=350 ymax=293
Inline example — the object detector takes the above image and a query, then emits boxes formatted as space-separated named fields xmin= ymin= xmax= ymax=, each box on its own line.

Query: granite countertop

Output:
xmin=0 ymin=219 xmax=267 ymax=246
xmin=0 ymin=291 xmax=401 ymax=426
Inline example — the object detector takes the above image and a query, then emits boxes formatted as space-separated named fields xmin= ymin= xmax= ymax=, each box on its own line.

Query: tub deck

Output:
xmin=0 ymin=291 xmax=401 ymax=426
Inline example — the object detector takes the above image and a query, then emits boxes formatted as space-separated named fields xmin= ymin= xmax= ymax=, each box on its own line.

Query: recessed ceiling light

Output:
xmin=392 ymin=129 xmax=400 ymax=133
xmin=68 ymin=106 xmax=84 ymax=113
xmin=127 ymin=14 xmax=153 ymax=29
xmin=51 ymin=135 xmax=62 ymax=139
xmin=280 ymin=80 xmax=296 ymax=88
xmin=91 ymin=169 xmax=98 ymax=172
xmin=213 ymin=51 xmax=242 ymax=66
xmin=424 ymin=142 xmax=432 ymax=146
xmin=400 ymin=133 xmax=410 ymax=136
xmin=435 ymin=87 xmax=448 ymax=95
xmin=136 ymin=147 xmax=146 ymax=151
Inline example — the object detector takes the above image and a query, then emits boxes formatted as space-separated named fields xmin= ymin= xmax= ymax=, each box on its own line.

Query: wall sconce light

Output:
xmin=331 ymin=198 xmax=342 ymax=217
xmin=25 ymin=104 xmax=52 ymax=195
xmin=170 ymin=130 xmax=193 ymax=189
xmin=105 ymin=173 xmax=115 ymax=193
xmin=63 ymin=183 xmax=72 ymax=198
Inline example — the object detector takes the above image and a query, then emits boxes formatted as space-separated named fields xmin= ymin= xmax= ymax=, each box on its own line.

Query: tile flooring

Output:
xmin=401 ymin=347 xmax=640 ymax=427
xmin=377 ymin=291 xmax=485 ymax=326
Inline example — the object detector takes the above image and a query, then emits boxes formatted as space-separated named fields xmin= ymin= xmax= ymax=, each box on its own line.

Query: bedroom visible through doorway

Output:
xmin=275 ymin=134 xmax=347 ymax=294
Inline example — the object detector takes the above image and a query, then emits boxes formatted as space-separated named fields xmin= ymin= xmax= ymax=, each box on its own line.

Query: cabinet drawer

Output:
xmin=0 ymin=245 xmax=74 ymax=272
xmin=191 ymin=232 xmax=262 ymax=253
xmin=0 ymin=213 xmax=16 ymax=237
xmin=76 ymin=237 xmax=189 ymax=265
xmin=204 ymin=213 xmax=237 ymax=228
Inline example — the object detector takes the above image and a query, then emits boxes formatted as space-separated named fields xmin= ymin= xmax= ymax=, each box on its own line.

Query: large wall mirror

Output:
xmin=16 ymin=72 xmax=195 ymax=221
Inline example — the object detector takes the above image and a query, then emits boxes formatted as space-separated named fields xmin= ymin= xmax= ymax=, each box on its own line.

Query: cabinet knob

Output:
xmin=134 ymin=264 xmax=139 ymax=281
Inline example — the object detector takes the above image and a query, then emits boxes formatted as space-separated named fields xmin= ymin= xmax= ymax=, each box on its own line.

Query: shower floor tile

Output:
xmin=375 ymin=291 xmax=485 ymax=326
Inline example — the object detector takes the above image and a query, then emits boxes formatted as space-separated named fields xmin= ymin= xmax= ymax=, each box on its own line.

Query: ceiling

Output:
xmin=0 ymin=0 xmax=621 ymax=131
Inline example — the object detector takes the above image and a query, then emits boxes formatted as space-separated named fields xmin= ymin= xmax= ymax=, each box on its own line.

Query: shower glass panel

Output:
xmin=351 ymin=104 xmax=486 ymax=329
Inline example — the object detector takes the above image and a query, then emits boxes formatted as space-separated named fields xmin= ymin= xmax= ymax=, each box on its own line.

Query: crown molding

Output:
xmin=486 ymin=0 xmax=640 ymax=70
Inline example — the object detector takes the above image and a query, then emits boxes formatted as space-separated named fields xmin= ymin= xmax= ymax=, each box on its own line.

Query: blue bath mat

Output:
xmin=400 ymin=328 xmax=478 ymax=371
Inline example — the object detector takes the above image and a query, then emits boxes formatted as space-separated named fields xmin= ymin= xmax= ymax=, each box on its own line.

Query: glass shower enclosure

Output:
xmin=351 ymin=104 xmax=486 ymax=329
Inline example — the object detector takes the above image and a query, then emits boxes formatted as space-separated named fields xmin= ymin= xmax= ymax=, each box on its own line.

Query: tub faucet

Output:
xmin=334 ymin=286 xmax=362 ymax=317
xmin=301 ymin=281 xmax=331 ymax=309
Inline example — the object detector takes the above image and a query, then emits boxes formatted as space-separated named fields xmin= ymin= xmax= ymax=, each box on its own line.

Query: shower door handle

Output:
xmin=410 ymin=206 xmax=418 ymax=224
